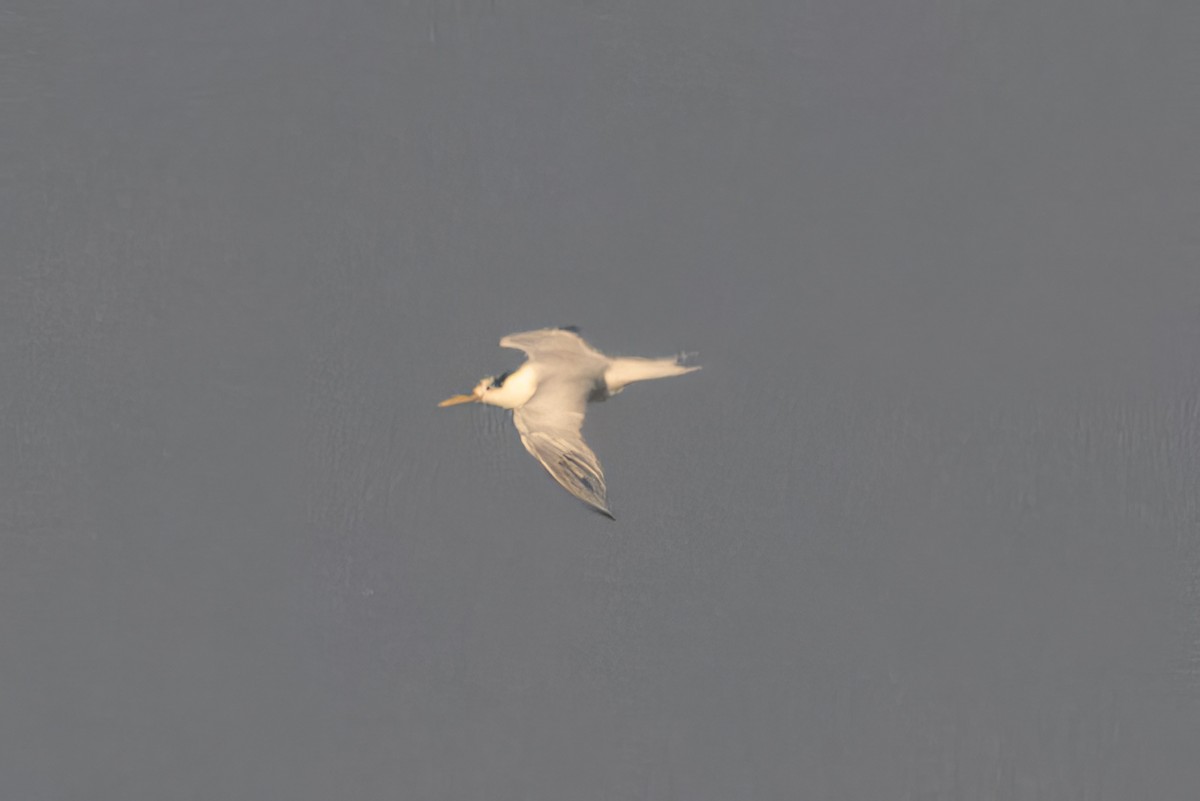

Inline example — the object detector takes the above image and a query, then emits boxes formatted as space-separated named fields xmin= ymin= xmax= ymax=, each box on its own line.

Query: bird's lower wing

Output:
xmin=513 ymin=407 xmax=612 ymax=518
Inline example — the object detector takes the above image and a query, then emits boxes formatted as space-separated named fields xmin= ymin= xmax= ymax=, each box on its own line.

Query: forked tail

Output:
xmin=604 ymin=356 xmax=701 ymax=394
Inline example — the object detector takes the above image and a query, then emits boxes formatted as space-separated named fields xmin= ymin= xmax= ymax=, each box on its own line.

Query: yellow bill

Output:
xmin=437 ymin=392 xmax=479 ymax=407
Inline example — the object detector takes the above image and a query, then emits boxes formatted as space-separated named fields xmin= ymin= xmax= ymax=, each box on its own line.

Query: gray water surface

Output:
xmin=4 ymin=1 xmax=1198 ymax=798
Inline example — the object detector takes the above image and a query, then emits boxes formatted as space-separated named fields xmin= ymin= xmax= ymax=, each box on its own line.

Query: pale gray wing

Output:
xmin=500 ymin=328 xmax=609 ymax=367
xmin=511 ymin=377 xmax=613 ymax=518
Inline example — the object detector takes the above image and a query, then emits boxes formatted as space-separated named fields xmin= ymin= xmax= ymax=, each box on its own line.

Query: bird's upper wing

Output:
xmin=511 ymin=374 xmax=612 ymax=518
xmin=500 ymin=328 xmax=608 ymax=365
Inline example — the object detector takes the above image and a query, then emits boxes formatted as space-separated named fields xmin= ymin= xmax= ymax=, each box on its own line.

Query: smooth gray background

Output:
xmin=3 ymin=1 xmax=1198 ymax=798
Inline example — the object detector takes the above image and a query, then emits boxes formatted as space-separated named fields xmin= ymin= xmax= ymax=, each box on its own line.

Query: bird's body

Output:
xmin=439 ymin=327 xmax=700 ymax=518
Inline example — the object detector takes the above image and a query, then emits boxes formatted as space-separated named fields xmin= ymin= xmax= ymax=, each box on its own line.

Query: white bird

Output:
xmin=438 ymin=327 xmax=700 ymax=518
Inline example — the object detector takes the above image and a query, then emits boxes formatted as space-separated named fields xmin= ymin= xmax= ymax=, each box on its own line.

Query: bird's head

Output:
xmin=438 ymin=371 xmax=513 ymax=408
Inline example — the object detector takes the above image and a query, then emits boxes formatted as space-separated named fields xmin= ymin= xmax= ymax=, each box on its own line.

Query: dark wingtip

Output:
xmin=590 ymin=504 xmax=616 ymax=520
xmin=558 ymin=325 xmax=581 ymax=333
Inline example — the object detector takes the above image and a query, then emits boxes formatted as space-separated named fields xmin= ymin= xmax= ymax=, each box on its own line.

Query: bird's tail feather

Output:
xmin=605 ymin=356 xmax=701 ymax=392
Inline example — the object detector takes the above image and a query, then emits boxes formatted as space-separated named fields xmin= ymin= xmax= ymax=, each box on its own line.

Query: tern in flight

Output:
xmin=438 ymin=327 xmax=700 ymax=518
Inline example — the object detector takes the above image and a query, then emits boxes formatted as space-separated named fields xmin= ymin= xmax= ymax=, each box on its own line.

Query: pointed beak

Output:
xmin=437 ymin=392 xmax=479 ymax=408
